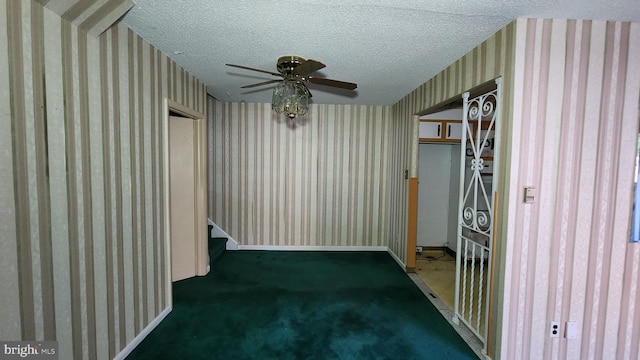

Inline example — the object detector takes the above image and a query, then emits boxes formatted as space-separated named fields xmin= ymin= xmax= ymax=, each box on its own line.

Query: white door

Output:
xmin=169 ymin=116 xmax=197 ymax=281
xmin=453 ymin=78 xmax=501 ymax=354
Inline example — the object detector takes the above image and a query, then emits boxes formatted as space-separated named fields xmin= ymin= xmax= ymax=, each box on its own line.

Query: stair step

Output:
xmin=208 ymin=236 xmax=227 ymax=263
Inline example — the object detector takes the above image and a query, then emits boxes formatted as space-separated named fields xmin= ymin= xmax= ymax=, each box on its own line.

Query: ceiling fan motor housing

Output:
xmin=277 ymin=55 xmax=306 ymax=76
xmin=226 ymin=56 xmax=356 ymax=91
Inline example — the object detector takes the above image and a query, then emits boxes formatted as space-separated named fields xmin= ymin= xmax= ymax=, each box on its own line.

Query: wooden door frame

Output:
xmin=407 ymin=177 xmax=419 ymax=272
xmin=163 ymin=98 xmax=207 ymax=305
xmin=406 ymin=114 xmax=420 ymax=272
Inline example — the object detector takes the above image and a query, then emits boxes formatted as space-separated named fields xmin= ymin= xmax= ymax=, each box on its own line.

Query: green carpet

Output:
xmin=127 ymin=251 xmax=478 ymax=359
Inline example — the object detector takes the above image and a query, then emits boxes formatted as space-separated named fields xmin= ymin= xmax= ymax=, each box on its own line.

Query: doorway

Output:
xmin=411 ymin=78 xmax=502 ymax=356
xmin=414 ymin=109 xmax=463 ymax=312
xmin=163 ymin=99 xmax=207 ymax=296
xmin=415 ymin=142 xmax=461 ymax=310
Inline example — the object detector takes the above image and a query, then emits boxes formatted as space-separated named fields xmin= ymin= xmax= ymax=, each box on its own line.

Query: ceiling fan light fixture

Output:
xmin=272 ymin=80 xmax=309 ymax=119
xmin=228 ymin=56 xmax=356 ymax=121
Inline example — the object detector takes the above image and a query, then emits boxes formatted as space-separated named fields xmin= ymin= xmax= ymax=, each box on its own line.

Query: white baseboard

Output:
xmin=236 ymin=245 xmax=389 ymax=251
xmin=386 ymin=248 xmax=406 ymax=269
xmin=235 ymin=245 xmax=408 ymax=272
xmin=114 ymin=306 xmax=172 ymax=360
xmin=225 ymin=237 xmax=239 ymax=250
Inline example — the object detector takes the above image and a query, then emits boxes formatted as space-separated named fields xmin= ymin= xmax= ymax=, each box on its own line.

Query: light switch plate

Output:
xmin=566 ymin=321 xmax=578 ymax=339
xmin=524 ymin=186 xmax=536 ymax=204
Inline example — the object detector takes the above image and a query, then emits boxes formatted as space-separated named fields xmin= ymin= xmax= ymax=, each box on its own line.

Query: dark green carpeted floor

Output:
xmin=127 ymin=251 xmax=478 ymax=359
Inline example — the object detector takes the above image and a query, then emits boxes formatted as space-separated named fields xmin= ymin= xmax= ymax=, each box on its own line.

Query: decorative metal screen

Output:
xmin=453 ymin=78 xmax=501 ymax=354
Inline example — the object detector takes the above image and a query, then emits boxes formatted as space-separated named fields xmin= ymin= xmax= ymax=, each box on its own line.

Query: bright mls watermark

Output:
xmin=0 ymin=342 xmax=57 ymax=360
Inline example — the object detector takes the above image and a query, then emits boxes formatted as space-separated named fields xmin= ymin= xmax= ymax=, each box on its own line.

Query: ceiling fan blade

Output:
xmin=292 ymin=59 xmax=325 ymax=76
xmin=308 ymin=77 xmax=357 ymax=90
xmin=226 ymin=63 xmax=282 ymax=77
xmin=241 ymin=79 xmax=283 ymax=88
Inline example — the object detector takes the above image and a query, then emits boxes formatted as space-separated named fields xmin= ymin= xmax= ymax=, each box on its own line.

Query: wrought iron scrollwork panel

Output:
xmin=462 ymin=90 xmax=497 ymax=235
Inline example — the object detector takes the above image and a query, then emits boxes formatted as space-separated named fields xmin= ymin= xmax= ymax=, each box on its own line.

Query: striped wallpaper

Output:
xmin=504 ymin=19 xmax=640 ymax=360
xmin=0 ymin=1 xmax=207 ymax=359
xmin=208 ymin=100 xmax=394 ymax=248
xmin=35 ymin=0 xmax=134 ymax=37
xmin=6 ymin=8 xmax=631 ymax=360
xmin=384 ymin=103 xmax=416 ymax=266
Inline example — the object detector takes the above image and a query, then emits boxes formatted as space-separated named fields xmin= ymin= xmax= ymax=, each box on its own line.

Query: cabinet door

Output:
xmin=419 ymin=121 xmax=442 ymax=140
xmin=445 ymin=122 xmax=463 ymax=141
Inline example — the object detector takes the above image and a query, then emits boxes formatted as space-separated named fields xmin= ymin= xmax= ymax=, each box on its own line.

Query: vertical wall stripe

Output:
xmin=139 ymin=35 xmax=148 ymax=328
xmin=149 ymin=42 xmax=159 ymax=317
xmin=0 ymin=0 xmax=22 ymax=341
xmin=61 ymin=18 xmax=82 ymax=360
xmin=158 ymin=49 xmax=167 ymax=312
xmin=141 ymin=38 xmax=151 ymax=328
xmin=151 ymin=47 xmax=159 ymax=315
xmin=77 ymin=28 xmax=98 ymax=359
xmin=136 ymin=32 xmax=146 ymax=332
xmin=86 ymin=25 xmax=108 ymax=359
xmin=111 ymin=23 xmax=125 ymax=352
xmin=38 ymin=5 xmax=60 ymax=337
xmin=30 ymin=1 xmax=54 ymax=341
xmin=1 ymin=2 xmax=206 ymax=358
xmin=125 ymin=27 xmax=139 ymax=337
xmin=22 ymin=0 xmax=38 ymax=341
xmin=101 ymin=27 xmax=116 ymax=357
xmin=171 ymin=61 xmax=176 ymax=101
xmin=8 ymin=0 xmax=36 ymax=340
xmin=117 ymin=23 xmax=131 ymax=345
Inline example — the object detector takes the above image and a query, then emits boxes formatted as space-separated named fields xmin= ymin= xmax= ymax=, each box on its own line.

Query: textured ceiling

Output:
xmin=122 ymin=0 xmax=640 ymax=106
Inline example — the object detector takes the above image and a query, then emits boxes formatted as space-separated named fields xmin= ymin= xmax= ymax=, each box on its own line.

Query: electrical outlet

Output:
xmin=549 ymin=321 xmax=560 ymax=338
xmin=416 ymin=246 xmax=423 ymax=253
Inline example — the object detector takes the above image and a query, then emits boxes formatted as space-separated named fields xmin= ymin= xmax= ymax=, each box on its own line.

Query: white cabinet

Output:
xmin=419 ymin=120 xmax=463 ymax=143
xmin=445 ymin=122 xmax=463 ymax=141
xmin=419 ymin=121 xmax=442 ymax=139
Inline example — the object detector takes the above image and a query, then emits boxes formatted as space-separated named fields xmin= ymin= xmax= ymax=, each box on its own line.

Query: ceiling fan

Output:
xmin=226 ymin=55 xmax=358 ymax=91
xmin=226 ymin=56 xmax=357 ymax=120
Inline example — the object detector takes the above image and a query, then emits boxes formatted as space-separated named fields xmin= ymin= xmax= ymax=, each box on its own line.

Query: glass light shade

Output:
xmin=272 ymin=81 xmax=309 ymax=119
